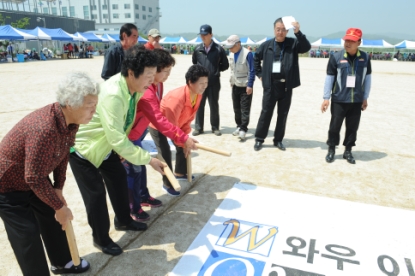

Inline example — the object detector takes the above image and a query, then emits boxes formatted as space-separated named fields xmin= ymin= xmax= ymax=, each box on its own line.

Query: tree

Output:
xmin=0 ymin=13 xmax=30 ymax=29
xmin=0 ymin=13 xmax=11 ymax=26
xmin=10 ymin=17 xmax=30 ymax=29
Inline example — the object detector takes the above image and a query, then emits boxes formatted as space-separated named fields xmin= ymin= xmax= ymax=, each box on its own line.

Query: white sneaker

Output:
xmin=239 ymin=130 xmax=246 ymax=140
xmin=232 ymin=127 xmax=240 ymax=136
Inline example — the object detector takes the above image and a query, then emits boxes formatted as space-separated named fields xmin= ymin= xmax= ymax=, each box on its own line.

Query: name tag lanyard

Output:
xmin=346 ymin=56 xmax=359 ymax=88
xmin=273 ymin=41 xmax=284 ymax=73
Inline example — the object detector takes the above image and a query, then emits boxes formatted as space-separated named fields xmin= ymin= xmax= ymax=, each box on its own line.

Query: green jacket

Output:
xmin=73 ymin=73 xmax=151 ymax=168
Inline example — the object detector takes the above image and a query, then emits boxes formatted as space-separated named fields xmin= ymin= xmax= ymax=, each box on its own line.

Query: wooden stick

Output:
xmin=186 ymin=154 xmax=192 ymax=183
xmin=196 ymin=144 xmax=232 ymax=157
xmin=162 ymin=162 xmax=181 ymax=191
xmin=65 ymin=221 xmax=81 ymax=266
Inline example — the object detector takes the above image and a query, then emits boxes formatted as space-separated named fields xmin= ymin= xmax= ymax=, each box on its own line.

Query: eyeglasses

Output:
xmin=275 ymin=28 xmax=287 ymax=33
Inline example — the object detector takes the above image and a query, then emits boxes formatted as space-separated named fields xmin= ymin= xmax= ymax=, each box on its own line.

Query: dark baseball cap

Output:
xmin=199 ymin=24 xmax=212 ymax=35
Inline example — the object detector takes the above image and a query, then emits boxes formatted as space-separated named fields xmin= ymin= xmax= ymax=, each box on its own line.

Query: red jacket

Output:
xmin=159 ymin=85 xmax=201 ymax=146
xmin=129 ymin=83 xmax=188 ymax=145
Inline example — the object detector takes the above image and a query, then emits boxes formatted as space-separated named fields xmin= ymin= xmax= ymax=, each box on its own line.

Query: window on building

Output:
xmin=135 ymin=13 xmax=139 ymax=19
xmin=113 ymin=13 xmax=119 ymax=19
xmin=149 ymin=7 xmax=152 ymax=12
xmin=91 ymin=14 xmax=97 ymax=19
xmin=114 ymin=28 xmax=119 ymax=31
xmin=125 ymin=13 xmax=131 ymax=18
xmin=52 ymin=7 xmax=57 ymax=15
xmin=34 ymin=8 xmax=38 ymax=13
xmin=143 ymin=15 xmax=146 ymax=20
xmin=142 ymin=6 xmax=146 ymax=11
xmin=104 ymin=28 xmax=109 ymax=31
xmin=83 ymin=6 xmax=89 ymax=19
xmin=43 ymin=7 xmax=48 ymax=14
xmin=124 ymin=4 xmax=130 ymax=9
xmin=62 ymin=7 xmax=67 ymax=16
xmin=135 ymin=4 xmax=139 ymax=10
xmin=103 ymin=14 xmax=108 ymax=19
xmin=91 ymin=5 xmax=97 ymax=10
xmin=69 ymin=6 xmax=75 ymax=17
xmin=102 ymin=4 xmax=107 ymax=10
xmin=112 ymin=4 xmax=118 ymax=9
xmin=148 ymin=15 xmax=152 ymax=18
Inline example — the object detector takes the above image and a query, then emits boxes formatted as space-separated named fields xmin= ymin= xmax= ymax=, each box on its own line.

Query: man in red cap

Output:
xmin=321 ymin=28 xmax=372 ymax=164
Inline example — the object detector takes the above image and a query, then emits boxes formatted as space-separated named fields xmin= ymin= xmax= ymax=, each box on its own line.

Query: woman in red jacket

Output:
xmin=124 ymin=49 xmax=199 ymax=221
xmin=149 ymin=64 xmax=209 ymax=195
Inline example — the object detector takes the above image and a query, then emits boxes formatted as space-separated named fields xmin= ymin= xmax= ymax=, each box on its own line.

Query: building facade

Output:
xmin=1 ymin=0 xmax=161 ymax=34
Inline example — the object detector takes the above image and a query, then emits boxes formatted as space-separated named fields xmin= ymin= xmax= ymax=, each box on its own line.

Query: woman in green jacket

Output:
xmin=69 ymin=45 xmax=165 ymax=256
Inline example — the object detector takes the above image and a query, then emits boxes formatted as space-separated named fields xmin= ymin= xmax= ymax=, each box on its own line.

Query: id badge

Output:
xmin=346 ymin=75 xmax=356 ymax=88
xmin=272 ymin=61 xmax=281 ymax=73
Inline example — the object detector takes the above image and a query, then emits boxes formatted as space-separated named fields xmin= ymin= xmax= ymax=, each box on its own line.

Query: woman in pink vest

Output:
xmin=149 ymin=64 xmax=209 ymax=194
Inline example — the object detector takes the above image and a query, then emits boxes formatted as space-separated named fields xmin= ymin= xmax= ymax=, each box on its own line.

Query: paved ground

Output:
xmin=0 ymin=55 xmax=414 ymax=275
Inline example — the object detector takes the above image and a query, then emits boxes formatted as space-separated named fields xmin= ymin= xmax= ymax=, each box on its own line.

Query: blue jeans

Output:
xmin=123 ymin=138 xmax=150 ymax=214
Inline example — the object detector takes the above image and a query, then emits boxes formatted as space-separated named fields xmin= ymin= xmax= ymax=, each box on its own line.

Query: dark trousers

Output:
xmin=327 ymin=102 xmax=362 ymax=148
xmin=255 ymin=83 xmax=293 ymax=143
xmin=69 ymin=152 xmax=132 ymax=246
xmin=123 ymin=139 xmax=150 ymax=214
xmin=195 ymin=78 xmax=221 ymax=131
xmin=149 ymin=127 xmax=187 ymax=189
xmin=0 ymin=190 xmax=72 ymax=276
xmin=232 ymin=85 xmax=253 ymax=132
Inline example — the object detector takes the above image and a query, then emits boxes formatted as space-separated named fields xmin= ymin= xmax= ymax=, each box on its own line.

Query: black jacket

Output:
xmin=192 ymin=41 xmax=229 ymax=82
xmin=101 ymin=43 xmax=124 ymax=80
xmin=254 ymin=31 xmax=311 ymax=90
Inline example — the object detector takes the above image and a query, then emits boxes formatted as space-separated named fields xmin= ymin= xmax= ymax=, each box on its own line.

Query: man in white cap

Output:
xmin=145 ymin=29 xmax=162 ymax=50
xmin=224 ymin=35 xmax=255 ymax=141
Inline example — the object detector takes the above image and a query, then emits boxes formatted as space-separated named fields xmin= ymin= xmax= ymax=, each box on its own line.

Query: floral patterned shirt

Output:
xmin=0 ymin=103 xmax=78 ymax=210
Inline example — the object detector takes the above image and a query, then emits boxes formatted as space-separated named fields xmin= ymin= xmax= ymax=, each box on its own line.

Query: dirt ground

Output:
xmin=0 ymin=54 xmax=414 ymax=275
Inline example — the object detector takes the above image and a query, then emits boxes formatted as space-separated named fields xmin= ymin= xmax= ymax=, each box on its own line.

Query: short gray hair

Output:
xmin=56 ymin=72 xmax=99 ymax=108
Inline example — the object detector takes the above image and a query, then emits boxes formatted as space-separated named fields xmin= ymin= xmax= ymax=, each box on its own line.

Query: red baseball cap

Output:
xmin=343 ymin=28 xmax=362 ymax=41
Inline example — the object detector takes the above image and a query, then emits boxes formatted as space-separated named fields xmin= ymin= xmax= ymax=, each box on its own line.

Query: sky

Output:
xmin=159 ymin=0 xmax=415 ymax=39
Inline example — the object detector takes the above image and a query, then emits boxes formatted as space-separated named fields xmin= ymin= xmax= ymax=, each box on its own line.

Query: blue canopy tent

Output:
xmin=394 ymin=40 xmax=415 ymax=49
xmin=255 ymin=37 xmax=273 ymax=45
xmin=311 ymin=38 xmax=343 ymax=47
xmin=108 ymin=34 xmax=120 ymax=42
xmin=138 ymin=36 xmax=148 ymax=43
xmin=160 ymin=36 xmax=187 ymax=44
xmin=239 ymin=37 xmax=256 ymax=45
xmin=186 ymin=36 xmax=221 ymax=44
xmin=101 ymin=34 xmax=116 ymax=43
xmin=0 ymin=25 xmax=37 ymax=40
xmin=74 ymin=32 xmax=103 ymax=42
xmin=360 ymin=39 xmax=393 ymax=48
xmin=23 ymin=27 xmax=74 ymax=41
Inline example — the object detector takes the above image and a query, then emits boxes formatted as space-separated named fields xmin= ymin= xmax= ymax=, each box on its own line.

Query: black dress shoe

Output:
xmin=114 ymin=218 xmax=148 ymax=231
xmin=93 ymin=241 xmax=123 ymax=256
xmin=326 ymin=149 xmax=335 ymax=163
xmin=343 ymin=151 xmax=356 ymax=164
xmin=51 ymin=258 xmax=91 ymax=274
xmin=254 ymin=141 xmax=263 ymax=151
xmin=274 ymin=141 xmax=286 ymax=151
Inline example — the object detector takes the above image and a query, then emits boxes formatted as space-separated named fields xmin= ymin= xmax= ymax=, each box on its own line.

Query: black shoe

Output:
xmin=114 ymin=217 xmax=148 ymax=231
xmin=93 ymin=241 xmax=123 ymax=256
xmin=273 ymin=141 xmax=286 ymax=151
xmin=212 ymin=129 xmax=222 ymax=136
xmin=326 ymin=148 xmax=335 ymax=163
xmin=192 ymin=130 xmax=204 ymax=136
xmin=343 ymin=151 xmax=356 ymax=164
xmin=51 ymin=258 xmax=91 ymax=274
xmin=254 ymin=141 xmax=263 ymax=151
